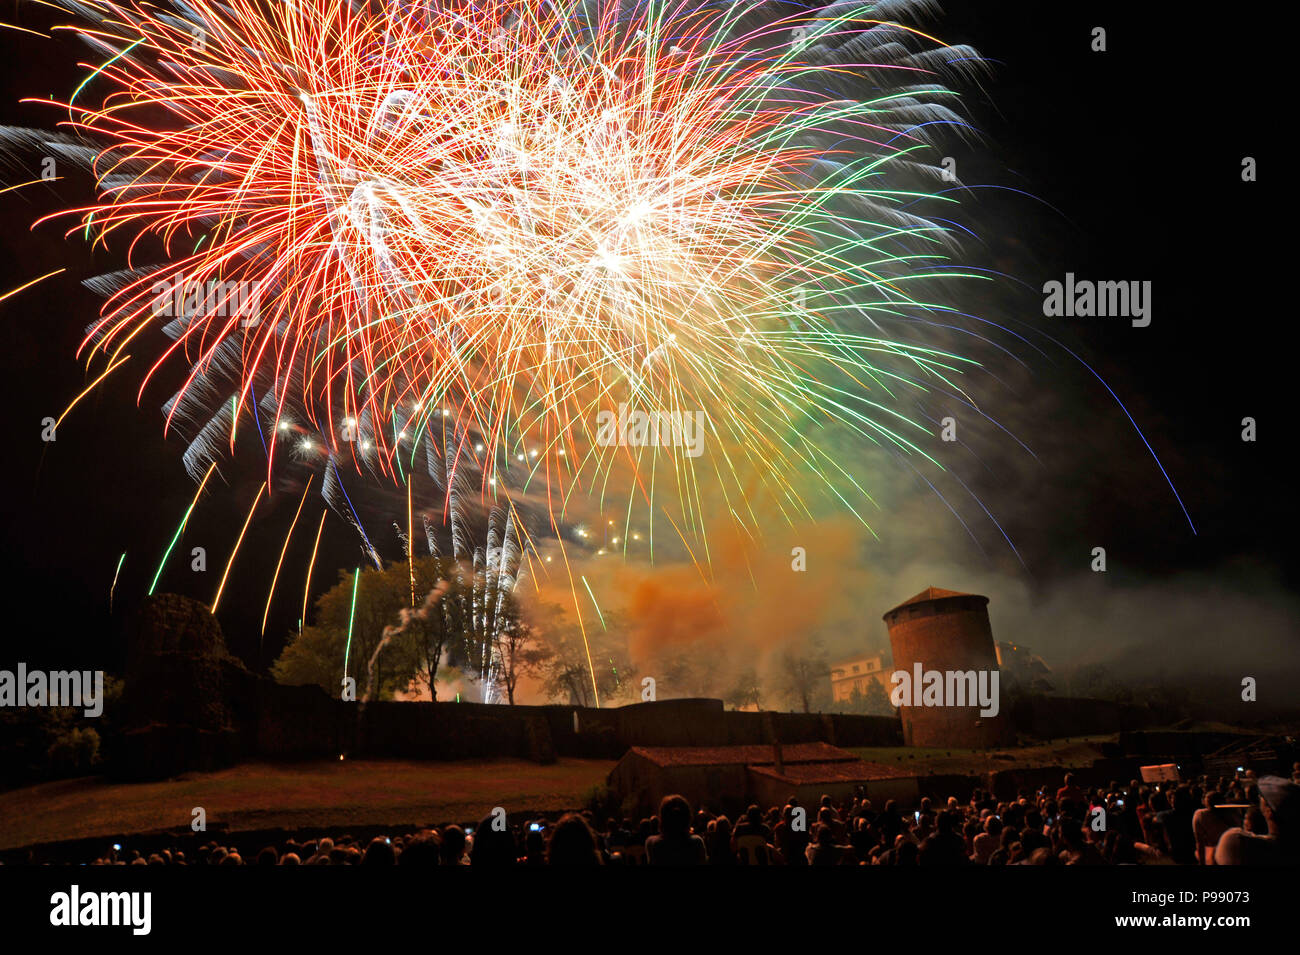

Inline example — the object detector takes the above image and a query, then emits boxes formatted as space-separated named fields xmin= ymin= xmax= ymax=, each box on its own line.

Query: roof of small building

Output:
xmin=830 ymin=651 xmax=890 ymax=671
xmin=883 ymin=586 xmax=986 ymax=619
xmin=624 ymin=742 xmax=850 ymax=768
xmin=748 ymin=760 xmax=913 ymax=785
xmin=620 ymin=743 xmax=913 ymax=782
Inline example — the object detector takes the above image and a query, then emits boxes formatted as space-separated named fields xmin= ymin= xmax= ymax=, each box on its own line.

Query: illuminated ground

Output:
xmin=0 ymin=734 xmax=1162 ymax=850
xmin=0 ymin=758 xmax=616 ymax=850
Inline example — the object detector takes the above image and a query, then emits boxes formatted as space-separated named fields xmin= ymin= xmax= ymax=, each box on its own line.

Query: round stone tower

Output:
xmin=882 ymin=586 xmax=1009 ymax=749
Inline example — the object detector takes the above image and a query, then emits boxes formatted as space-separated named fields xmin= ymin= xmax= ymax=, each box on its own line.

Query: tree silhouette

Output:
xmin=776 ymin=642 xmax=829 ymax=713
xmin=844 ymin=678 xmax=895 ymax=716
xmin=724 ymin=667 xmax=763 ymax=710
xmin=273 ymin=555 xmax=494 ymax=700
xmin=536 ymin=611 xmax=633 ymax=707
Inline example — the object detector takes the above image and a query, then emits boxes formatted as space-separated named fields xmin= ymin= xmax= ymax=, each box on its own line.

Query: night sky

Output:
xmin=0 ymin=2 xmax=1289 ymax=683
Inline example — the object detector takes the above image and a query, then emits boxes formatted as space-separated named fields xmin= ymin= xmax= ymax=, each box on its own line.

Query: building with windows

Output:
xmin=830 ymin=652 xmax=891 ymax=704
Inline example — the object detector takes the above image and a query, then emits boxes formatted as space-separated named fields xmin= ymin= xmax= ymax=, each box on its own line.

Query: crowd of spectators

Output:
xmin=77 ymin=765 xmax=1297 ymax=866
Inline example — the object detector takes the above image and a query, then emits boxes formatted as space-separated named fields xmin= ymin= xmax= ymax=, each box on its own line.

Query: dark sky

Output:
xmin=0 ymin=1 xmax=1288 ymax=678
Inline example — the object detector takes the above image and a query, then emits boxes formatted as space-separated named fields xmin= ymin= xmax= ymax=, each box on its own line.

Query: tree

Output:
xmin=844 ymin=678 xmax=895 ymax=717
xmin=272 ymin=555 xmax=463 ymax=700
xmin=776 ymin=643 xmax=829 ymax=713
xmin=536 ymin=612 xmax=633 ymax=707
xmin=274 ymin=498 xmax=531 ymax=703
xmin=724 ymin=667 xmax=763 ymax=710
xmin=381 ymin=570 xmax=478 ymax=702
xmin=642 ymin=643 xmax=725 ymax=700
xmin=492 ymin=615 xmax=549 ymax=705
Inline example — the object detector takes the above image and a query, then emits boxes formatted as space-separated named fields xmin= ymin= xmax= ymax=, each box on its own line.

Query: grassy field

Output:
xmin=0 ymin=735 xmax=1124 ymax=850
xmin=0 ymin=757 xmax=615 ymax=851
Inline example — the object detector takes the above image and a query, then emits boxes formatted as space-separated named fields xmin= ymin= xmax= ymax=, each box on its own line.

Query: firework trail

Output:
xmin=368 ymin=500 xmax=523 ymax=703
xmin=109 ymin=551 xmax=126 ymax=611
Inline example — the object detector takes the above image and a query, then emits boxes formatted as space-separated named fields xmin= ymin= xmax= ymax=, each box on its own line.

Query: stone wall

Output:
xmin=115 ymin=601 xmax=908 ymax=777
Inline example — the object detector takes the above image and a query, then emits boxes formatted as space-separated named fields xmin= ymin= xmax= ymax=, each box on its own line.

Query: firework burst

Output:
xmin=5 ymin=0 xmax=988 ymax=553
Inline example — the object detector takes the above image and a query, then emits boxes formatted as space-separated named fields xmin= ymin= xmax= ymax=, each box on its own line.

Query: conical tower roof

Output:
xmin=882 ymin=586 xmax=987 ymax=621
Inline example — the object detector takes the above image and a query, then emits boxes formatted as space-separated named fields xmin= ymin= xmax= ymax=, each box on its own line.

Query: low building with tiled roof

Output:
xmin=608 ymin=742 xmax=918 ymax=815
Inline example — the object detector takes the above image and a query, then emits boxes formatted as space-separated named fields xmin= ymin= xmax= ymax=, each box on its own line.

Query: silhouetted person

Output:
xmin=362 ymin=837 xmax=396 ymax=865
xmin=1193 ymin=791 xmax=1238 ymax=865
xmin=440 ymin=825 xmax=468 ymax=866
xmin=972 ymin=815 xmax=1002 ymax=864
xmin=881 ymin=837 xmax=919 ymax=866
xmin=707 ymin=816 xmax=736 ymax=865
xmin=775 ymin=803 xmax=810 ymax=866
xmin=398 ymin=831 xmax=441 ymax=866
xmin=522 ymin=828 xmax=546 ymax=866
xmin=918 ymin=810 xmax=970 ymax=865
xmin=470 ymin=814 xmax=518 ymax=866
xmin=646 ymin=795 xmax=707 ymax=865
xmin=1156 ymin=786 xmax=1197 ymax=864
xmin=732 ymin=804 xmax=774 ymax=865
xmin=1216 ymin=776 xmax=1300 ymax=865
xmin=1058 ymin=817 xmax=1104 ymax=865
xmin=807 ymin=824 xmax=855 ymax=865
xmin=1056 ymin=773 xmax=1085 ymax=818
xmin=547 ymin=813 xmax=602 ymax=865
